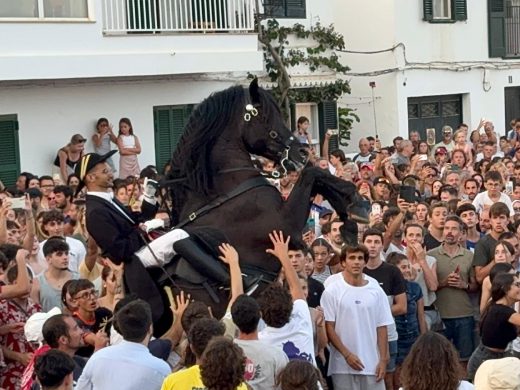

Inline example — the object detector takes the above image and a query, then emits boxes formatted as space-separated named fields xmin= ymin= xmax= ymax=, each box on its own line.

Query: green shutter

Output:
xmin=488 ymin=0 xmax=506 ymax=57
xmin=423 ymin=0 xmax=433 ymax=21
xmin=263 ymin=0 xmax=284 ymax=17
xmin=285 ymin=0 xmax=306 ymax=18
xmin=154 ymin=105 xmax=193 ymax=172
xmin=318 ymin=101 xmax=338 ymax=151
xmin=453 ymin=0 xmax=467 ymax=20
xmin=0 ymin=115 xmax=20 ymax=187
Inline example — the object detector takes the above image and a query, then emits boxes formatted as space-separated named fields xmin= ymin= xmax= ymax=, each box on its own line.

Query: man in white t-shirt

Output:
xmin=258 ymin=231 xmax=315 ymax=365
xmin=37 ymin=210 xmax=86 ymax=273
xmin=472 ymin=170 xmax=514 ymax=217
xmin=321 ymin=244 xmax=393 ymax=390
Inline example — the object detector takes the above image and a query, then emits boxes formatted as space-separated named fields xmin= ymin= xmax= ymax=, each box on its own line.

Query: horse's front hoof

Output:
xmin=340 ymin=220 xmax=359 ymax=246
xmin=348 ymin=204 xmax=370 ymax=224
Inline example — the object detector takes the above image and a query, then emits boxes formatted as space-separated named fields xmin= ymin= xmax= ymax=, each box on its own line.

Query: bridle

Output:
xmin=244 ymin=103 xmax=300 ymax=178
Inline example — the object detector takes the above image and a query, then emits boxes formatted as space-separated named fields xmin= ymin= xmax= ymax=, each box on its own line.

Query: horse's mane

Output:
xmin=170 ymin=83 xmax=280 ymax=195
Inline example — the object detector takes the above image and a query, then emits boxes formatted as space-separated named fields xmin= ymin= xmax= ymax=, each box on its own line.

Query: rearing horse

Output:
xmin=166 ymin=79 xmax=365 ymax=318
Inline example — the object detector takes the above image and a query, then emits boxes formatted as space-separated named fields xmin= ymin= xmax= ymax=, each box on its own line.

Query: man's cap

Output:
xmin=359 ymin=162 xmax=374 ymax=171
xmin=74 ymin=150 xmax=117 ymax=194
xmin=70 ymin=134 xmax=87 ymax=145
xmin=435 ymin=146 xmax=448 ymax=155
xmin=26 ymin=188 xmax=42 ymax=199
xmin=373 ymin=176 xmax=391 ymax=187
xmin=474 ymin=357 xmax=520 ymax=390
xmin=319 ymin=208 xmax=334 ymax=219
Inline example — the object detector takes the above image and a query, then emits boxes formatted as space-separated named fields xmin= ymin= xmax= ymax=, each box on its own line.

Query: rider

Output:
xmin=76 ymin=151 xmax=257 ymax=323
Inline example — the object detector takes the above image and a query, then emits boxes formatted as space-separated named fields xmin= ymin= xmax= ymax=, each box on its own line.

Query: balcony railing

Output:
xmin=102 ymin=0 xmax=256 ymax=34
xmin=506 ymin=4 xmax=520 ymax=57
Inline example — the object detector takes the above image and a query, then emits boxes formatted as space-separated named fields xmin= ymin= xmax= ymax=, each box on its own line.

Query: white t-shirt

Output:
xmin=472 ymin=191 xmax=514 ymax=217
xmin=321 ymin=276 xmax=394 ymax=376
xmin=412 ymin=255 xmax=437 ymax=307
xmin=38 ymin=236 xmax=86 ymax=273
xmin=258 ymin=299 xmax=315 ymax=365
xmin=324 ymin=272 xmax=378 ymax=289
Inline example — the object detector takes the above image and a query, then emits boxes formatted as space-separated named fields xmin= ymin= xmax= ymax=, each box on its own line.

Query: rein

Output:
xmin=175 ymin=176 xmax=272 ymax=229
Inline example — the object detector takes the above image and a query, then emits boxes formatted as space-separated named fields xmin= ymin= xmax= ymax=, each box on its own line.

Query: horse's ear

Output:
xmin=249 ymin=78 xmax=260 ymax=104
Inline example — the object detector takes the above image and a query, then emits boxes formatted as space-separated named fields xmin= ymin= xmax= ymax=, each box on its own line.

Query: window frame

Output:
xmin=423 ymin=0 xmax=467 ymax=23
xmin=263 ymin=0 xmax=306 ymax=19
xmin=432 ymin=0 xmax=452 ymax=20
xmin=0 ymin=0 xmax=95 ymax=23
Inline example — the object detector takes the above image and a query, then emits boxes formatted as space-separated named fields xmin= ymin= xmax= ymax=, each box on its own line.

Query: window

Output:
xmin=423 ymin=0 xmax=467 ymax=22
xmin=0 ymin=115 xmax=21 ymax=187
xmin=294 ymin=103 xmax=319 ymax=146
xmin=489 ymin=0 xmax=520 ymax=58
xmin=263 ymin=0 xmax=306 ymax=19
xmin=433 ymin=0 xmax=451 ymax=19
xmin=0 ymin=0 xmax=89 ymax=19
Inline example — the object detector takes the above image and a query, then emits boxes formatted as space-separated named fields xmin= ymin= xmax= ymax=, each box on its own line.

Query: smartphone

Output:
xmin=451 ymin=164 xmax=460 ymax=172
xmin=304 ymin=218 xmax=315 ymax=234
xmin=419 ymin=155 xmax=428 ymax=161
xmin=454 ymin=265 xmax=460 ymax=274
xmin=371 ymin=203 xmax=381 ymax=216
xmin=9 ymin=197 xmax=25 ymax=209
xmin=399 ymin=185 xmax=416 ymax=203
xmin=506 ymin=181 xmax=514 ymax=194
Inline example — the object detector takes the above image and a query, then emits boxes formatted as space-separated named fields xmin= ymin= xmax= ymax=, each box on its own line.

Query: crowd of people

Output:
xmin=0 ymin=115 xmax=520 ymax=390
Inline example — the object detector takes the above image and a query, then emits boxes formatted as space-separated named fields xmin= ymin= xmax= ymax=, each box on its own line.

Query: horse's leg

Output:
xmin=285 ymin=167 xmax=367 ymax=245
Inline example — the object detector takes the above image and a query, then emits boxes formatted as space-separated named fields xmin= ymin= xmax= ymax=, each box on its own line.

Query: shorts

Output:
xmin=396 ymin=337 xmax=417 ymax=365
xmin=442 ymin=316 xmax=475 ymax=361
xmin=386 ymin=340 xmax=398 ymax=372
xmin=332 ymin=374 xmax=385 ymax=390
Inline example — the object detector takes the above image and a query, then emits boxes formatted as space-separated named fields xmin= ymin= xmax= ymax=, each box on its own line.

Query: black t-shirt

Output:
xmin=307 ymin=277 xmax=324 ymax=308
xmin=424 ymin=233 xmax=442 ymax=251
xmin=481 ymin=303 xmax=517 ymax=349
xmin=364 ymin=262 xmax=406 ymax=297
xmin=74 ymin=307 xmax=113 ymax=357
xmin=473 ymin=234 xmax=498 ymax=268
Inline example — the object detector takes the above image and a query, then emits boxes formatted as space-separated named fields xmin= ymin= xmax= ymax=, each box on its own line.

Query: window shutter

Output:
xmin=423 ymin=0 xmax=433 ymax=21
xmin=263 ymin=0 xmax=284 ymax=17
xmin=0 ymin=116 xmax=20 ymax=187
xmin=285 ymin=0 xmax=306 ymax=18
xmin=453 ymin=0 xmax=467 ymax=20
xmin=318 ymin=101 xmax=339 ymax=152
xmin=154 ymin=106 xmax=193 ymax=172
xmin=488 ymin=0 xmax=506 ymax=57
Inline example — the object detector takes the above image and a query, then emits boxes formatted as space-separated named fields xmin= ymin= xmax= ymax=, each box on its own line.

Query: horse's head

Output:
xmin=242 ymin=79 xmax=309 ymax=172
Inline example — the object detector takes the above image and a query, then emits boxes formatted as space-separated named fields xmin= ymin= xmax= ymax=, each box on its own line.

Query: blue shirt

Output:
xmin=394 ymin=281 xmax=423 ymax=341
xmin=76 ymin=340 xmax=171 ymax=390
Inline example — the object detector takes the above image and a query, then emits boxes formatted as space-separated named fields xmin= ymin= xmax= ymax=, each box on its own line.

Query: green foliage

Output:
xmin=255 ymin=19 xmax=354 ymax=146
xmin=338 ymin=107 xmax=360 ymax=147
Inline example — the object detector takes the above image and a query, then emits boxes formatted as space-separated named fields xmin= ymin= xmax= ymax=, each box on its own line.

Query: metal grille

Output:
xmin=408 ymin=103 xmax=419 ymax=119
xmin=506 ymin=3 xmax=520 ymax=57
xmin=421 ymin=102 xmax=440 ymax=118
xmin=442 ymin=101 xmax=460 ymax=117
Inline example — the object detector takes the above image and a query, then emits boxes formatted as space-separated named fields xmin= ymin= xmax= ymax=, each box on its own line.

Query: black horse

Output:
xmin=165 ymin=79 xmax=365 ymax=318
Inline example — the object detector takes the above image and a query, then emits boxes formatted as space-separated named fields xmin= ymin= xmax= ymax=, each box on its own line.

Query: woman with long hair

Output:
xmin=309 ymin=238 xmax=334 ymax=284
xmin=277 ymin=360 xmax=324 ymax=390
xmin=53 ymin=134 xmax=86 ymax=182
xmin=92 ymin=117 xmax=117 ymax=172
xmin=399 ymin=332 xmax=472 ymax=390
xmin=467 ymin=272 xmax=520 ymax=380
xmin=294 ymin=116 xmax=312 ymax=145
xmin=116 ymin=117 xmax=141 ymax=179
xmin=97 ymin=263 xmax=124 ymax=312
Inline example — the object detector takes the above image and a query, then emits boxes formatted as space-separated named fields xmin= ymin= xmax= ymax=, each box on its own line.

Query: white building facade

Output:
xmin=333 ymin=0 xmax=520 ymax=152
xmin=0 ymin=0 xmax=263 ymax=183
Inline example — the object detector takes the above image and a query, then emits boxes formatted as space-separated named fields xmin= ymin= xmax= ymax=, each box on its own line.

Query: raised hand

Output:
xmin=265 ymin=230 xmax=291 ymax=263
xmin=218 ymin=243 xmax=239 ymax=266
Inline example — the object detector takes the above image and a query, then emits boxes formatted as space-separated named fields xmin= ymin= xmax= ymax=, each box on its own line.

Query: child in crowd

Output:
xmin=386 ymin=252 xmax=426 ymax=388
xmin=117 ymin=117 xmax=141 ymax=179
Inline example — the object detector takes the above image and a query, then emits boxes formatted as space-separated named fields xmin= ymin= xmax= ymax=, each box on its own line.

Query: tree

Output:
xmin=255 ymin=19 xmax=357 ymax=146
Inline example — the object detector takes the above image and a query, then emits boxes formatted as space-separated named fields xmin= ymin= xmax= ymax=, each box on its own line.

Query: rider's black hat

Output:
xmin=74 ymin=150 xmax=117 ymax=195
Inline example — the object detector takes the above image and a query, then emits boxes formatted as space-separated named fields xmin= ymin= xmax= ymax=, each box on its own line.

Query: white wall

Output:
xmin=0 ymin=0 xmax=262 ymax=80
xmin=0 ymin=78 xmax=236 ymax=176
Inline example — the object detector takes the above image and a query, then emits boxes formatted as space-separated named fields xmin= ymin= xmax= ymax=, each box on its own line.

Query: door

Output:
xmin=407 ymin=94 xmax=463 ymax=143
xmin=0 ymin=114 xmax=20 ymax=187
xmin=505 ymin=86 xmax=520 ymax=133
xmin=154 ymin=105 xmax=193 ymax=172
